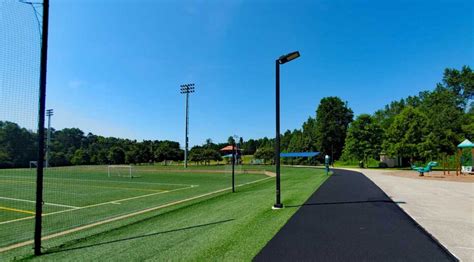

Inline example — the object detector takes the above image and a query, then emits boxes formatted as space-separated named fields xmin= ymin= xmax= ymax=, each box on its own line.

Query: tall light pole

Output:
xmin=274 ymin=51 xmax=300 ymax=209
xmin=232 ymin=135 xmax=239 ymax=193
xmin=180 ymin=83 xmax=195 ymax=168
xmin=45 ymin=109 xmax=53 ymax=168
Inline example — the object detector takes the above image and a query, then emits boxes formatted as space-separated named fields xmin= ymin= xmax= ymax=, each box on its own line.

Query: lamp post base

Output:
xmin=272 ymin=203 xmax=284 ymax=209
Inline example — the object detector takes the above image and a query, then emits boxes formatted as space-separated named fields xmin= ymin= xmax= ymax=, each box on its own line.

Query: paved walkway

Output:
xmin=349 ymin=168 xmax=473 ymax=262
xmin=254 ymin=169 xmax=456 ymax=261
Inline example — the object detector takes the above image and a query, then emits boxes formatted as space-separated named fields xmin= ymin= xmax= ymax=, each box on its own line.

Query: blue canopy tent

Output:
xmin=280 ymin=152 xmax=320 ymax=166
xmin=280 ymin=152 xmax=320 ymax=158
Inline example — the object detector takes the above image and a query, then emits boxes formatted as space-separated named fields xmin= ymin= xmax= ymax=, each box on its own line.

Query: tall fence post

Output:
xmin=34 ymin=0 xmax=50 ymax=256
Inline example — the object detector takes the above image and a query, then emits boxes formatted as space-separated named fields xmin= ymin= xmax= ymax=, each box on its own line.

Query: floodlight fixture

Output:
xmin=46 ymin=109 xmax=54 ymax=116
xmin=278 ymin=51 xmax=300 ymax=64
xmin=180 ymin=83 xmax=195 ymax=94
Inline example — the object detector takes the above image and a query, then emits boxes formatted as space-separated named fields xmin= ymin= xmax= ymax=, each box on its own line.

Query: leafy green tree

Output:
xmin=314 ymin=97 xmax=353 ymax=160
xmin=419 ymin=87 xmax=465 ymax=156
xmin=51 ymin=128 xmax=84 ymax=156
xmin=373 ymin=96 xmax=421 ymax=131
xmin=302 ymin=117 xmax=317 ymax=151
xmin=227 ymin=136 xmax=235 ymax=145
xmin=280 ymin=130 xmax=293 ymax=152
xmin=0 ymin=149 xmax=12 ymax=168
xmin=71 ymin=149 xmax=90 ymax=165
xmin=49 ymin=152 xmax=69 ymax=166
xmin=133 ymin=143 xmax=149 ymax=164
xmin=125 ymin=145 xmax=140 ymax=164
xmin=108 ymin=146 xmax=126 ymax=164
xmin=254 ymin=147 xmax=274 ymax=164
xmin=439 ymin=65 xmax=473 ymax=103
xmin=342 ymin=114 xmax=383 ymax=166
xmin=140 ymin=140 xmax=156 ymax=163
xmin=0 ymin=121 xmax=36 ymax=167
xmin=189 ymin=147 xmax=205 ymax=165
xmin=383 ymin=106 xmax=433 ymax=161
xmin=154 ymin=141 xmax=182 ymax=162
xmin=202 ymin=148 xmax=222 ymax=165
xmin=242 ymin=139 xmax=257 ymax=155
xmin=258 ymin=137 xmax=273 ymax=148
xmin=462 ymin=109 xmax=474 ymax=140
xmin=93 ymin=150 xmax=109 ymax=165
xmin=288 ymin=130 xmax=305 ymax=152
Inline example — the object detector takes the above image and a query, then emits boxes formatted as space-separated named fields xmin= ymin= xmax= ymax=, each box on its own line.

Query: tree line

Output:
xmin=1 ymin=66 xmax=472 ymax=168
xmin=238 ymin=66 xmax=473 ymax=166
xmin=0 ymin=124 xmax=184 ymax=168
xmin=342 ymin=66 xmax=473 ymax=166
xmin=0 ymin=121 xmax=276 ymax=168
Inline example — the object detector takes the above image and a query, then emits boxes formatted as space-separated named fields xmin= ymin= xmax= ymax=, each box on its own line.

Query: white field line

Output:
xmin=0 ymin=185 xmax=195 ymax=226
xmin=0 ymin=175 xmax=198 ymax=187
xmin=0 ymin=176 xmax=272 ymax=253
xmin=0 ymin=196 xmax=79 ymax=209
xmin=44 ymin=186 xmax=195 ymax=216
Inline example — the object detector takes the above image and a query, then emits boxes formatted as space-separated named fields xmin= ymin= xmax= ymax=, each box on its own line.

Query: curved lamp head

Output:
xmin=278 ymin=51 xmax=300 ymax=64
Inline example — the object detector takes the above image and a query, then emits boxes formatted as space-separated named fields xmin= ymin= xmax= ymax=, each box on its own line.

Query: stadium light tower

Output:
xmin=274 ymin=51 xmax=300 ymax=209
xmin=45 ymin=109 xmax=53 ymax=168
xmin=180 ymin=83 xmax=195 ymax=168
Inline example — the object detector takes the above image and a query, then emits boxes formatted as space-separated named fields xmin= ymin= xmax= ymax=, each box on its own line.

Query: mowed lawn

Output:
xmin=1 ymin=166 xmax=328 ymax=261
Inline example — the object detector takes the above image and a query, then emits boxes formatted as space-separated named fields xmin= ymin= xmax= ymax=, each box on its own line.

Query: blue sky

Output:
xmin=2 ymin=0 xmax=473 ymax=146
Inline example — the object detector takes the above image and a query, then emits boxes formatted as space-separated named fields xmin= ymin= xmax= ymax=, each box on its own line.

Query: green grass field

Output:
xmin=0 ymin=165 xmax=327 ymax=261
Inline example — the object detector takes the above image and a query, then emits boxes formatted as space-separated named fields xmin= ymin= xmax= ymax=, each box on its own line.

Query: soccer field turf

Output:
xmin=0 ymin=165 xmax=269 ymax=249
xmin=1 ymin=165 xmax=328 ymax=261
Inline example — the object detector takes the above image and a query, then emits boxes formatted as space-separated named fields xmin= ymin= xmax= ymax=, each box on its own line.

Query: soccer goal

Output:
xmin=107 ymin=165 xmax=136 ymax=178
xmin=29 ymin=161 xmax=38 ymax=168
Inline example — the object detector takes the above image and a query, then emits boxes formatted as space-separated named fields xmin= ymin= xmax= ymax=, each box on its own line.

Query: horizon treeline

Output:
xmin=1 ymin=66 xmax=472 ymax=168
xmin=272 ymin=65 xmax=473 ymax=165
xmin=246 ymin=65 xmax=473 ymax=165
xmin=0 ymin=123 xmax=184 ymax=168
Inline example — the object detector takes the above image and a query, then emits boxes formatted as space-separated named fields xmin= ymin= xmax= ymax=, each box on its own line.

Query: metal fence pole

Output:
xmin=34 ymin=0 xmax=50 ymax=255
xmin=232 ymin=142 xmax=235 ymax=193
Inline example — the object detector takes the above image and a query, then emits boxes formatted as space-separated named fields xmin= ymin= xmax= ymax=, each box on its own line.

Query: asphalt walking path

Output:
xmin=254 ymin=169 xmax=457 ymax=261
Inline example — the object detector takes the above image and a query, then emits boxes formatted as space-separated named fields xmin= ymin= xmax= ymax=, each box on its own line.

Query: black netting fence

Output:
xmin=0 ymin=1 xmax=275 ymax=258
xmin=0 ymin=0 xmax=42 ymax=253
